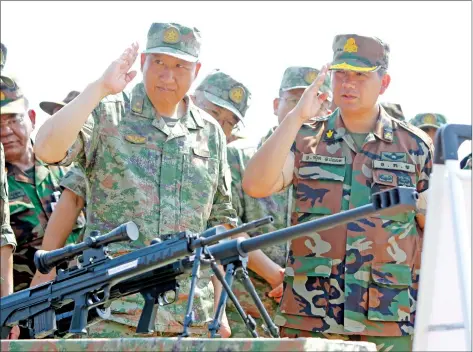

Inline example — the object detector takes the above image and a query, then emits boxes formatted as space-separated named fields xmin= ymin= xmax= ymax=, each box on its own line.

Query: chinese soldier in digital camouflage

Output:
xmin=192 ymin=70 xmax=288 ymax=337
xmin=0 ymin=75 xmax=86 ymax=300
xmin=34 ymin=22 xmax=237 ymax=338
xmin=30 ymin=90 xmax=90 ymax=287
xmin=243 ymin=34 xmax=434 ymax=351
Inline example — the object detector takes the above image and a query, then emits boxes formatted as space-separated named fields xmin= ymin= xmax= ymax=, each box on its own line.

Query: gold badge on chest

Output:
xmin=125 ymin=134 xmax=146 ymax=144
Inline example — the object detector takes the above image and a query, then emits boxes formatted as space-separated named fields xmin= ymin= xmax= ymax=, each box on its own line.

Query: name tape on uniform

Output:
xmin=302 ymin=154 xmax=346 ymax=165
xmin=373 ymin=160 xmax=415 ymax=173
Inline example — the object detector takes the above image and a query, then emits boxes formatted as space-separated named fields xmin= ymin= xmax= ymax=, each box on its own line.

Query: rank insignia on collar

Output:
xmin=325 ymin=129 xmax=335 ymax=140
xmin=384 ymin=130 xmax=393 ymax=141
xmin=125 ymin=135 xmax=146 ymax=144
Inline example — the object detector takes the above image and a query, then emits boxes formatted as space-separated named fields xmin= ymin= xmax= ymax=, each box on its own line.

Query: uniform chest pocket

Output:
xmin=280 ymin=256 xmax=332 ymax=318
xmin=371 ymin=169 xmax=416 ymax=223
xmin=368 ymin=263 xmax=412 ymax=322
xmin=295 ymin=161 xmax=345 ymax=216
xmin=180 ymin=147 xmax=219 ymax=231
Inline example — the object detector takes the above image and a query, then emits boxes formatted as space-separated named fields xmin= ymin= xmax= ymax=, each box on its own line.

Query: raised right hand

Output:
xmin=98 ymin=42 xmax=139 ymax=97
xmin=289 ymin=64 xmax=331 ymax=124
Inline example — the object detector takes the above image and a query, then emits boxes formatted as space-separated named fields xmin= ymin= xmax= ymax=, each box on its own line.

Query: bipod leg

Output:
xmin=179 ymin=247 xmax=202 ymax=337
xmin=207 ymin=260 xmax=258 ymax=338
xmin=235 ymin=264 xmax=280 ymax=338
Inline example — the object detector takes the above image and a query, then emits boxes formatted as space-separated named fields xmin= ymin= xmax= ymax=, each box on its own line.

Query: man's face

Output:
xmin=0 ymin=107 xmax=34 ymax=162
xmin=331 ymin=70 xmax=390 ymax=113
xmin=193 ymin=92 xmax=239 ymax=138
xmin=421 ymin=127 xmax=438 ymax=141
xmin=274 ymin=88 xmax=331 ymax=124
xmin=141 ymin=53 xmax=201 ymax=108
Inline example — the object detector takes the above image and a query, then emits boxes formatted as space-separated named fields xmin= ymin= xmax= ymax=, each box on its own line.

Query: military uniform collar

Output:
xmin=130 ymin=82 xmax=205 ymax=137
xmin=323 ymin=106 xmax=394 ymax=143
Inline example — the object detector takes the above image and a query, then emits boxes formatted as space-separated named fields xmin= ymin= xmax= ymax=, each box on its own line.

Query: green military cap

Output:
xmin=195 ymin=70 xmax=251 ymax=123
xmin=39 ymin=90 xmax=80 ymax=116
xmin=0 ymin=43 xmax=6 ymax=71
xmin=0 ymin=74 xmax=25 ymax=114
xmin=143 ymin=23 xmax=202 ymax=63
xmin=279 ymin=66 xmax=332 ymax=101
xmin=410 ymin=113 xmax=447 ymax=129
xmin=330 ymin=34 xmax=390 ymax=72
xmin=381 ymin=102 xmax=405 ymax=121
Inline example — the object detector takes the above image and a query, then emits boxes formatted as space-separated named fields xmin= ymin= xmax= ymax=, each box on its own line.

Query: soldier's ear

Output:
xmin=140 ymin=53 xmax=146 ymax=72
xmin=28 ymin=109 xmax=36 ymax=128
xmin=379 ymin=73 xmax=391 ymax=95
xmin=193 ymin=61 xmax=202 ymax=79
xmin=273 ymin=97 xmax=280 ymax=116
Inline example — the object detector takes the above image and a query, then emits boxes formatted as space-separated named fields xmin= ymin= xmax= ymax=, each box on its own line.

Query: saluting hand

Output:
xmin=290 ymin=64 xmax=331 ymax=124
xmin=98 ymin=42 xmax=139 ymax=97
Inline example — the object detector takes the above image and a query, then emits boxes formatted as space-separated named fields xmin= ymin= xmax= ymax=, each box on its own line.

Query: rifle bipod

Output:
xmin=206 ymin=248 xmax=280 ymax=338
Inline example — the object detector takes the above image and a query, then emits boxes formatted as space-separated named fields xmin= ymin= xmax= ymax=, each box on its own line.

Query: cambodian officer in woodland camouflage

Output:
xmin=34 ymin=22 xmax=237 ymax=338
xmin=243 ymin=34 xmax=433 ymax=351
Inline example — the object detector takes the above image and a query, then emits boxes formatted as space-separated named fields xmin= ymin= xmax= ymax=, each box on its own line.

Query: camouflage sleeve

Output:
xmin=207 ymin=129 xmax=238 ymax=229
xmin=1 ymin=145 xmax=16 ymax=251
xmin=416 ymin=140 xmax=435 ymax=216
xmin=227 ymin=146 xmax=245 ymax=226
xmin=56 ymin=112 xmax=97 ymax=169
xmin=59 ymin=166 xmax=87 ymax=200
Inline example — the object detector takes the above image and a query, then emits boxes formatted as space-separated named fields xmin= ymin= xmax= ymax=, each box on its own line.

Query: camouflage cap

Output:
xmin=0 ymin=74 xmax=25 ymax=115
xmin=410 ymin=113 xmax=447 ymax=129
xmin=0 ymin=43 xmax=6 ymax=71
xmin=143 ymin=23 xmax=201 ymax=63
xmin=195 ymin=70 xmax=251 ymax=122
xmin=279 ymin=66 xmax=332 ymax=101
xmin=330 ymin=34 xmax=389 ymax=72
xmin=381 ymin=102 xmax=405 ymax=121
xmin=39 ymin=90 xmax=80 ymax=116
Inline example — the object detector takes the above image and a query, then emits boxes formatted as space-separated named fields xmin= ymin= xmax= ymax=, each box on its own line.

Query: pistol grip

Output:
xmin=136 ymin=288 xmax=158 ymax=334
xmin=69 ymin=297 xmax=88 ymax=334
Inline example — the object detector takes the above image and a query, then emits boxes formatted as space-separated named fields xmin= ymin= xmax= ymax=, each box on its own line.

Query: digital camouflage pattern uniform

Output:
xmin=0 ymin=75 xmax=86 ymax=292
xmin=275 ymin=35 xmax=434 ymax=352
xmin=409 ymin=113 xmax=447 ymax=133
xmin=54 ymin=23 xmax=237 ymax=337
xmin=380 ymin=103 xmax=405 ymax=121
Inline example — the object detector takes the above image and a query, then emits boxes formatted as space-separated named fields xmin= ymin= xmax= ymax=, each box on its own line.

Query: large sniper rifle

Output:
xmin=0 ymin=187 xmax=418 ymax=339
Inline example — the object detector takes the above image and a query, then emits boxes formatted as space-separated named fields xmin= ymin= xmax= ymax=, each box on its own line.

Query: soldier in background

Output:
xmin=30 ymin=90 xmax=89 ymax=287
xmin=0 ymin=76 xmax=85 ymax=295
xmin=193 ymin=70 xmax=287 ymax=337
xmin=409 ymin=113 xmax=447 ymax=141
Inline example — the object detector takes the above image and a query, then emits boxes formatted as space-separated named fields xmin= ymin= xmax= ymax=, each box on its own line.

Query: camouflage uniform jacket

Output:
xmin=1 ymin=143 xmax=15 ymax=250
xmin=56 ymin=82 xmax=237 ymax=333
xmin=6 ymin=158 xmax=86 ymax=291
xmin=274 ymin=107 xmax=434 ymax=337
xmin=226 ymin=136 xmax=290 ymax=326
